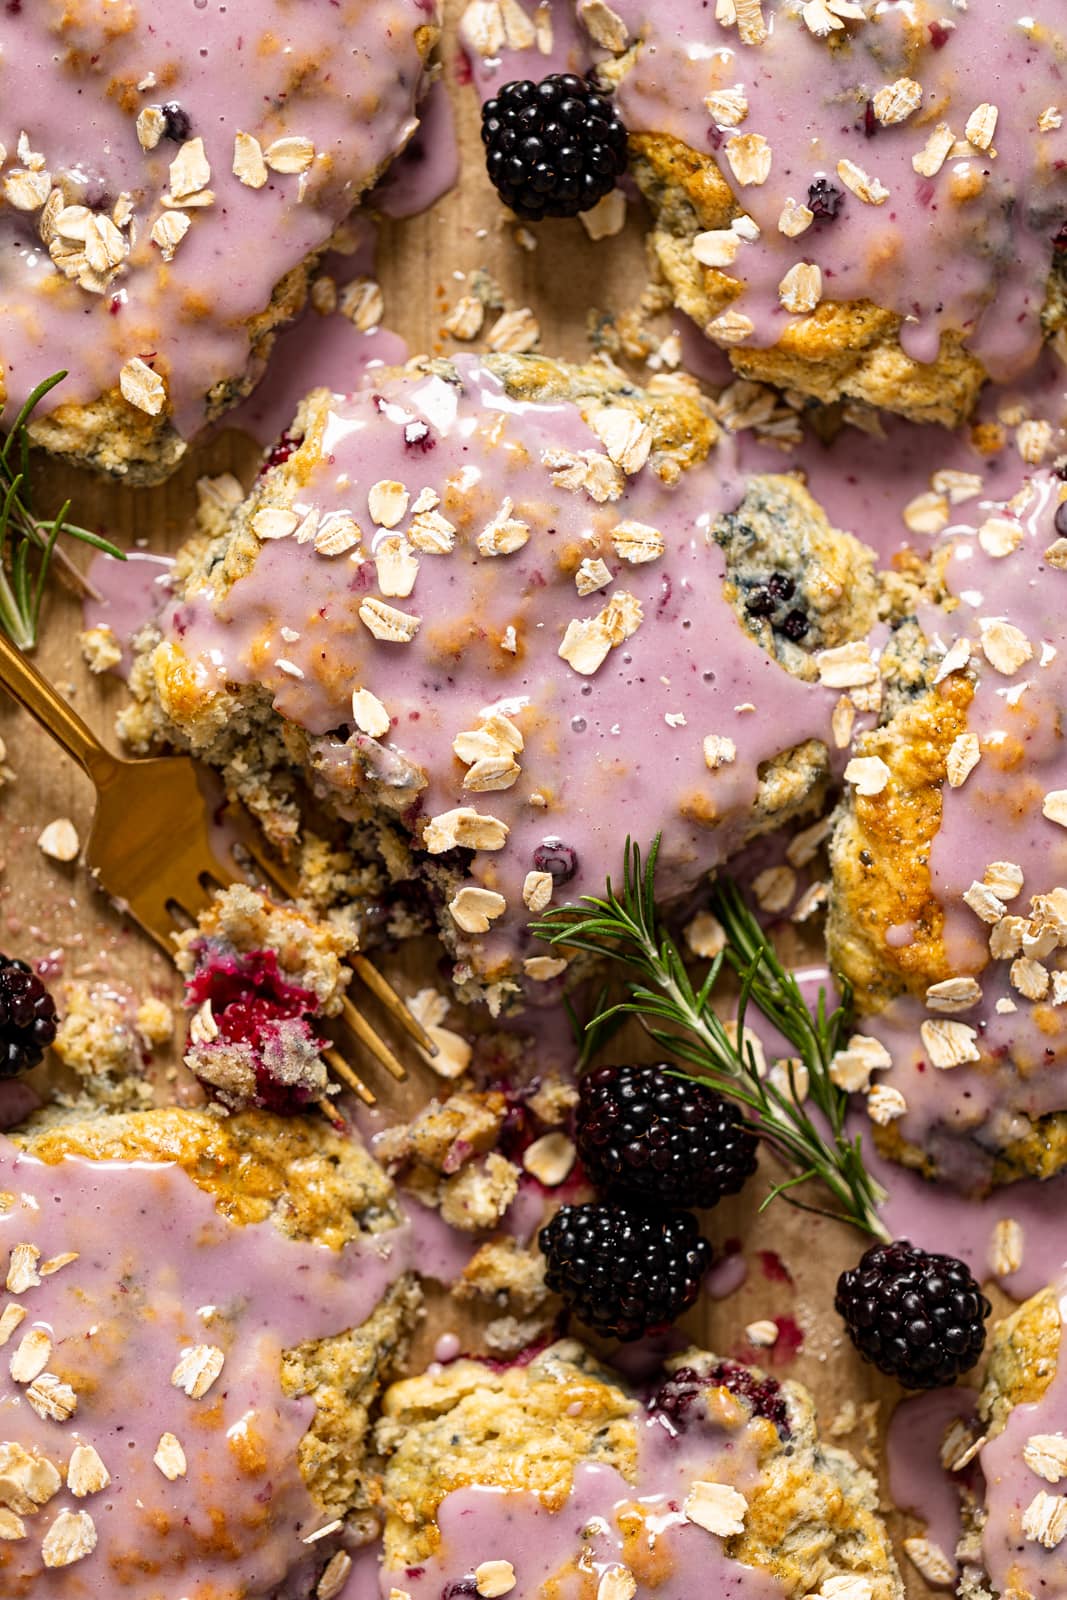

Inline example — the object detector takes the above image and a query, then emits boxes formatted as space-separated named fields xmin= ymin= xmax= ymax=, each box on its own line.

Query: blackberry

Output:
xmin=576 ymin=1064 xmax=758 ymax=1208
xmin=649 ymin=1360 xmax=790 ymax=1437
xmin=539 ymin=1201 xmax=712 ymax=1340
xmin=160 ymin=102 xmax=192 ymax=142
xmin=533 ymin=838 xmax=579 ymax=883
xmin=481 ymin=74 xmax=628 ymax=221
xmin=0 ymin=956 xmax=57 ymax=1078
xmin=835 ymin=1239 xmax=991 ymax=1389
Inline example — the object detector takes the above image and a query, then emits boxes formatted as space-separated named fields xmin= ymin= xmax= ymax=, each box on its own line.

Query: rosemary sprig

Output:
xmin=532 ymin=836 xmax=889 ymax=1241
xmin=0 ymin=372 xmax=124 ymax=649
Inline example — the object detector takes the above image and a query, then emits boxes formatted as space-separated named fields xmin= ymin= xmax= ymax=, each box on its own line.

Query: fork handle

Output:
xmin=0 ymin=629 xmax=119 ymax=789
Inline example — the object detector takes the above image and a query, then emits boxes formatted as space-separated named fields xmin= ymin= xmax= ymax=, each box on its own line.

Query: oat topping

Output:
xmin=778 ymin=261 xmax=822 ymax=314
xmin=843 ymin=756 xmax=890 ymax=797
xmin=1022 ymin=1489 xmax=1067 ymax=1549
xmin=26 ymin=1374 xmax=78 ymax=1422
xmin=369 ymin=481 xmax=411 ymax=529
xmin=353 ymin=688 xmax=392 ymax=740
xmin=67 ymin=1444 xmax=110 ymax=1498
xmin=358 ymin=598 xmax=421 ymax=644
xmin=9 ymin=1328 xmax=52 ymax=1384
xmin=836 ymin=158 xmax=888 ymax=205
xmin=170 ymin=1343 xmax=226 ymax=1399
xmin=911 ymin=123 xmax=956 ymax=178
xmin=925 ymin=977 xmax=982 ymax=1013
xmin=119 ymin=358 xmax=167 ymax=418
xmin=920 ymin=1019 xmax=981 ymax=1069
xmin=902 ymin=1538 xmax=955 ymax=1587
xmin=867 ymin=1083 xmax=907 ymax=1124
xmin=988 ymin=1217 xmax=1024 ymax=1278
xmin=41 ymin=1509 xmax=96 ymax=1569
xmin=1023 ymin=1434 xmax=1067 ymax=1485
xmin=6 ymin=1245 xmax=41 ymax=1295
xmin=448 ymin=886 xmax=508 ymax=934
xmin=683 ymin=1479 xmax=748 ymax=1537
xmin=597 ymin=1569 xmax=637 ymax=1600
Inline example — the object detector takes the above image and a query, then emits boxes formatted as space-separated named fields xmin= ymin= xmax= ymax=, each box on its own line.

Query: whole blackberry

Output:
xmin=481 ymin=74 xmax=628 ymax=221
xmin=835 ymin=1239 xmax=991 ymax=1389
xmin=576 ymin=1064 xmax=759 ymax=1208
xmin=0 ymin=956 xmax=58 ymax=1078
xmin=539 ymin=1201 xmax=712 ymax=1340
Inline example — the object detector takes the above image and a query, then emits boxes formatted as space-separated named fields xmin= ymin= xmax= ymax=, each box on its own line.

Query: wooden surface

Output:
xmin=0 ymin=5 xmax=969 ymax=1593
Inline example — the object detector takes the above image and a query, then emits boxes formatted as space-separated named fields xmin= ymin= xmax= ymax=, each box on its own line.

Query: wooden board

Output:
xmin=0 ymin=5 xmax=980 ymax=1593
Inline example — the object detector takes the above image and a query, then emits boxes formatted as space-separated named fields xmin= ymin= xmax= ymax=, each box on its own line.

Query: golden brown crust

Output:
xmin=629 ymin=132 xmax=987 ymax=427
xmin=14 ymin=1107 xmax=400 ymax=1247
xmin=979 ymin=1288 xmax=1062 ymax=1437
xmin=827 ymin=673 xmax=975 ymax=1012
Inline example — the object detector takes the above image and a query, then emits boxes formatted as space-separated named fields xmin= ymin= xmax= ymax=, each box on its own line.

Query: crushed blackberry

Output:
xmin=260 ymin=429 xmax=303 ymax=475
xmin=539 ymin=1202 xmax=712 ymax=1341
xmin=576 ymin=1064 xmax=759 ymax=1208
xmin=649 ymin=1360 xmax=790 ymax=1437
xmin=533 ymin=838 xmax=578 ymax=883
xmin=835 ymin=1239 xmax=991 ymax=1389
xmin=441 ymin=1582 xmax=479 ymax=1598
xmin=184 ymin=947 xmax=326 ymax=1114
xmin=0 ymin=956 xmax=58 ymax=1078
xmin=161 ymin=102 xmax=192 ymax=142
xmin=481 ymin=74 xmax=628 ymax=221
xmin=807 ymin=178 xmax=843 ymax=222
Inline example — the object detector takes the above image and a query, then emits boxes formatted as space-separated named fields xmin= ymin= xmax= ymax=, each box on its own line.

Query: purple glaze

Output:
xmin=980 ymin=1283 xmax=1067 ymax=1598
xmin=0 ymin=1135 xmax=425 ymax=1596
xmin=161 ymin=357 xmax=834 ymax=987
xmin=465 ymin=0 xmax=1067 ymax=382
xmin=82 ymin=550 xmax=175 ymax=674
xmin=383 ymin=1405 xmax=786 ymax=1598
xmin=886 ymin=1388 xmax=975 ymax=1582
xmin=0 ymin=1 xmax=434 ymax=440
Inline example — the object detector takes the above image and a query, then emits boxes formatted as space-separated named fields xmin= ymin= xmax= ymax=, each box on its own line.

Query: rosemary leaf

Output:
xmin=0 ymin=372 xmax=125 ymax=648
xmin=533 ymin=835 xmax=889 ymax=1240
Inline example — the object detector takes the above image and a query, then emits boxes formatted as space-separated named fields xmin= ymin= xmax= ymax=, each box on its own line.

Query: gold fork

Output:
xmin=0 ymin=630 xmax=436 ymax=1104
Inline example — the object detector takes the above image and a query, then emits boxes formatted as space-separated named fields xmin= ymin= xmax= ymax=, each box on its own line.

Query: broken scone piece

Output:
xmin=123 ymin=352 xmax=877 ymax=1011
xmin=376 ymin=1340 xmax=901 ymax=1597
xmin=175 ymin=883 xmax=354 ymax=1112
xmin=957 ymin=1276 xmax=1067 ymax=1600
xmin=0 ymin=3 xmax=438 ymax=481
xmin=829 ymin=467 xmax=1067 ymax=1191
xmin=0 ymin=1107 xmax=421 ymax=1594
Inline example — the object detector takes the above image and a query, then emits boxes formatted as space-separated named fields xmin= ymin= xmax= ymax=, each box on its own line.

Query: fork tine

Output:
xmin=349 ymin=954 xmax=438 ymax=1057
xmin=323 ymin=1047 xmax=375 ymax=1106
xmin=340 ymin=999 xmax=407 ymax=1081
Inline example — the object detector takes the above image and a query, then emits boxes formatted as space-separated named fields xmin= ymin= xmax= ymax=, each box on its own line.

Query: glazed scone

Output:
xmin=957 ymin=1279 xmax=1067 ymax=1600
xmin=0 ymin=1107 xmax=422 ymax=1597
xmin=122 ymin=352 xmax=878 ymax=1009
xmin=375 ymin=1340 xmax=902 ymax=1598
xmin=0 ymin=2 xmax=438 ymax=483
xmin=463 ymin=1 xmax=1067 ymax=426
xmin=828 ymin=465 xmax=1067 ymax=1191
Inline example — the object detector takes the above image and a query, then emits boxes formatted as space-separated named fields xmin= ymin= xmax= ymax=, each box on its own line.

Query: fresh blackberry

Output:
xmin=835 ymin=1239 xmax=991 ymax=1389
xmin=481 ymin=74 xmax=628 ymax=221
xmin=576 ymin=1064 xmax=758 ymax=1208
xmin=539 ymin=1201 xmax=712 ymax=1340
xmin=0 ymin=956 xmax=57 ymax=1077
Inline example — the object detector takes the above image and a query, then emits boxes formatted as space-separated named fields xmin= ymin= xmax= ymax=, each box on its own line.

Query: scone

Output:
xmin=463 ymin=0 xmax=1067 ymax=426
xmin=828 ymin=465 xmax=1067 ymax=1191
xmin=0 ymin=1 xmax=438 ymax=483
xmin=376 ymin=1339 xmax=903 ymax=1597
xmin=121 ymin=352 xmax=878 ymax=1009
xmin=957 ymin=1279 xmax=1067 ymax=1600
xmin=0 ymin=1107 xmax=422 ymax=1596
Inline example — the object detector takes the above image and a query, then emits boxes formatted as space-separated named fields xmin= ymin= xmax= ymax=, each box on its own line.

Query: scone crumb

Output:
xmin=79 ymin=624 xmax=122 ymax=673
xmin=683 ymin=1479 xmax=747 ymax=1537
xmin=474 ymin=1559 xmax=516 ymax=1596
